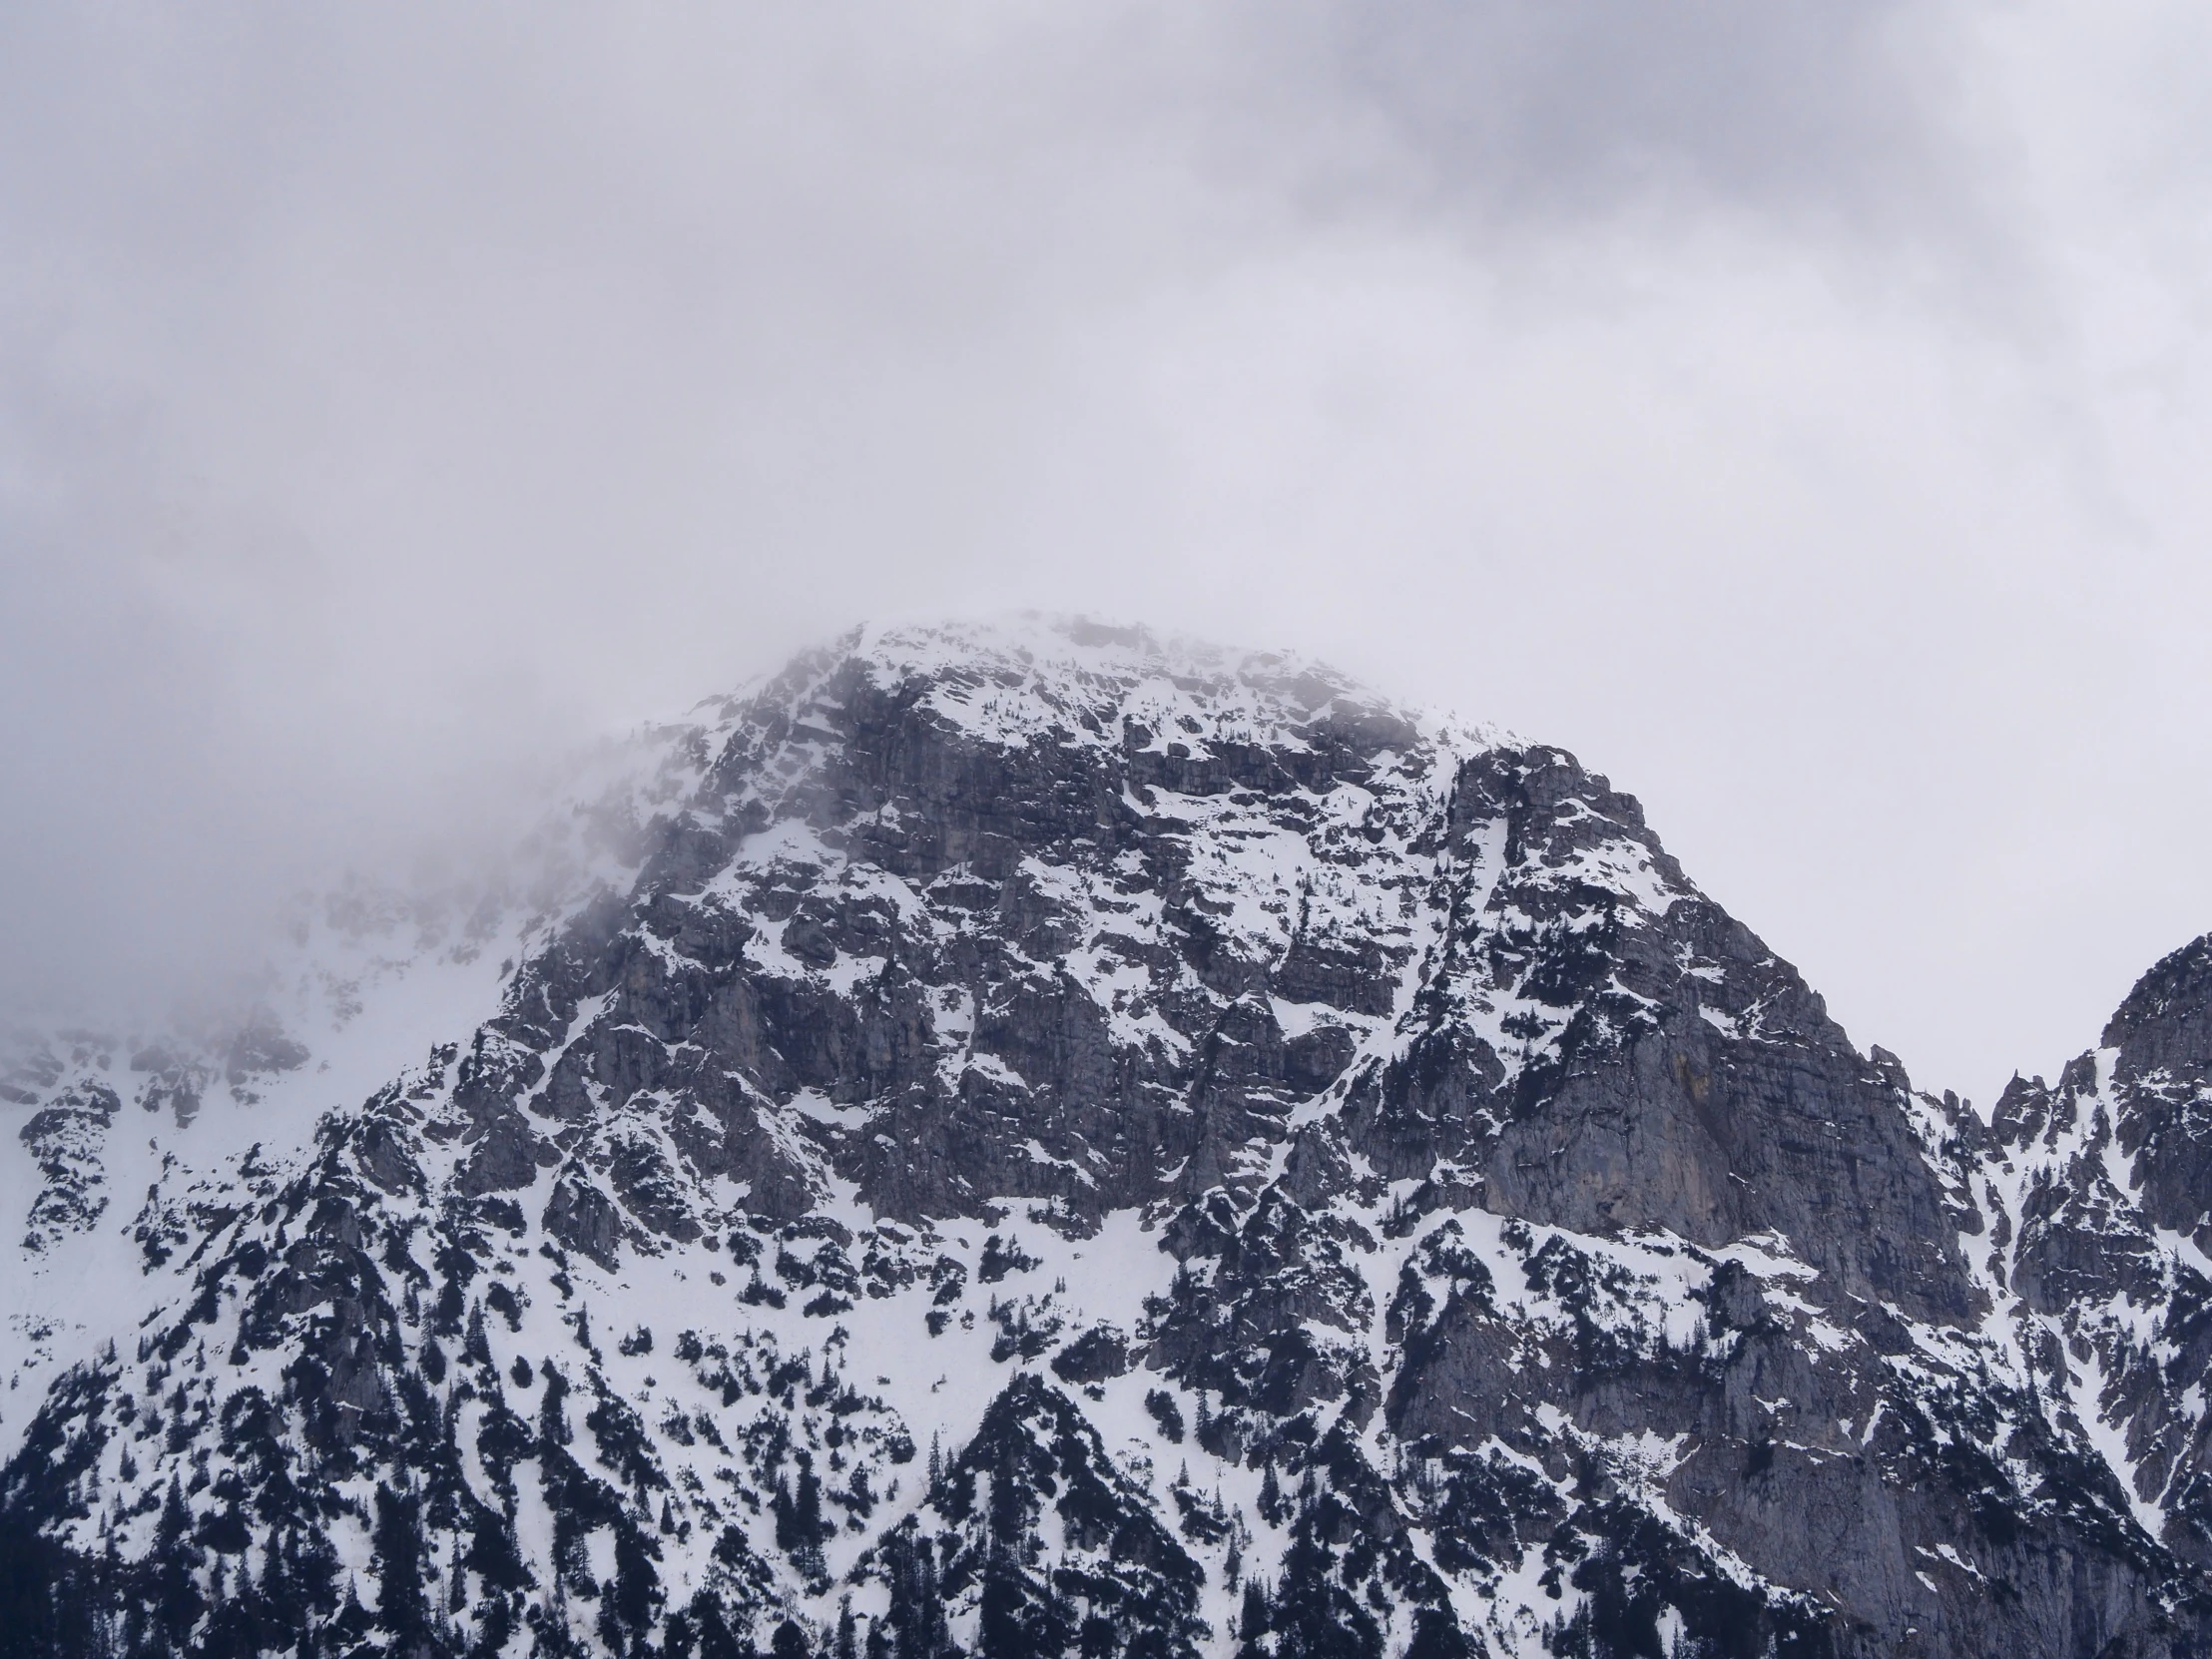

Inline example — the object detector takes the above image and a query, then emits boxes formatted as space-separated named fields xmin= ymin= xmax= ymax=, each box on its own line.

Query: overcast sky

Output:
xmin=4 ymin=2 xmax=2211 ymax=1107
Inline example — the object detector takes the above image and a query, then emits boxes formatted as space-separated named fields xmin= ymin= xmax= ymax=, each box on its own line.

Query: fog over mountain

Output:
xmin=6 ymin=6 xmax=2212 ymax=1169
xmin=19 ymin=12 xmax=2212 ymax=1658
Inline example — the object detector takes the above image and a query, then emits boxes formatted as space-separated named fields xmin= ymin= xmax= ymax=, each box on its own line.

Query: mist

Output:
xmin=5 ymin=2 xmax=2212 ymax=1105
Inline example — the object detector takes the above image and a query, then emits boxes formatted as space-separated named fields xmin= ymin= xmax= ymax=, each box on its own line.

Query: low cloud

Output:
xmin=4 ymin=3 xmax=2211 ymax=1096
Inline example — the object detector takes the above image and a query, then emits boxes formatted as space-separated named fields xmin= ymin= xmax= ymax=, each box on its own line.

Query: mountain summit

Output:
xmin=4 ymin=616 xmax=2209 ymax=1658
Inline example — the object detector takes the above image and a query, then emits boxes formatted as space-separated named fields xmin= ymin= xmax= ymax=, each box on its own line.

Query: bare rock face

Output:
xmin=1 ymin=616 xmax=2208 ymax=1658
xmin=1981 ymin=930 xmax=2212 ymax=1595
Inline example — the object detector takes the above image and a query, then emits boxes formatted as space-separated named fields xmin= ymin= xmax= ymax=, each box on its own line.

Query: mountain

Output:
xmin=2 ymin=615 xmax=2209 ymax=1659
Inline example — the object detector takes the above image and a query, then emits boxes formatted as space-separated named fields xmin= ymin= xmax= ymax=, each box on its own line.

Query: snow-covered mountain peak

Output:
xmin=727 ymin=614 xmax=1507 ymax=766
xmin=4 ymin=624 xmax=2210 ymax=1659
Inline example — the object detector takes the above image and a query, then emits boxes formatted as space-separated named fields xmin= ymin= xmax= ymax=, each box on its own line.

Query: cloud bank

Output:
xmin=5 ymin=2 xmax=2212 ymax=1102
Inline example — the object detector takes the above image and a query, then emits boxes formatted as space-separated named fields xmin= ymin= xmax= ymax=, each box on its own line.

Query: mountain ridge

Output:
xmin=2 ymin=614 xmax=2208 ymax=1658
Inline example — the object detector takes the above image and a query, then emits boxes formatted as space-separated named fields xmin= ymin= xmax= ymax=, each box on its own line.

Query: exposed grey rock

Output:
xmin=17 ymin=1081 xmax=119 ymax=1252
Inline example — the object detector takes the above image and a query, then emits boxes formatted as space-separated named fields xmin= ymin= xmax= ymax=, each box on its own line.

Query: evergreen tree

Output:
xmin=371 ymin=1484 xmax=432 ymax=1654
xmin=294 ymin=1523 xmax=345 ymax=1622
xmin=1271 ymin=1523 xmax=1382 ymax=1659
xmin=259 ymin=1526 xmax=294 ymax=1632
xmin=1403 ymin=1607 xmax=1472 ymax=1659
xmin=794 ymin=1452 xmax=827 ymax=1580
xmin=885 ymin=1533 xmax=947 ymax=1659
xmin=608 ymin=1518 xmax=662 ymax=1641
xmin=1259 ymin=1459 xmax=1284 ymax=1525
xmin=773 ymin=1472 xmax=800 ymax=1555
xmin=916 ymin=1545 xmax=946 ymax=1659
xmin=465 ymin=1501 xmax=528 ymax=1596
xmin=150 ymin=1473 xmax=205 ymax=1653
xmin=538 ymin=1365 xmax=573 ymax=1446
xmin=463 ymin=1301 xmax=492 ymax=1367
xmin=883 ymin=1534 xmax=916 ymax=1659
xmin=1237 ymin=1580 xmax=1271 ymax=1659
xmin=331 ymin=1578 xmax=374 ymax=1652
xmin=0 ymin=1508 xmax=108 ymax=1659
xmin=977 ymin=1446 xmax=1026 ymax=1659
xmin=676 ymin=1592 xmax=750 ymax=1659
xmin=469 ymin=1586 xmax=517 ymax=1659
xmin=197 ymin=1577 xmax=271 ymax=1659
xmin=120 ymin=1593 xmax=148 ymax=1659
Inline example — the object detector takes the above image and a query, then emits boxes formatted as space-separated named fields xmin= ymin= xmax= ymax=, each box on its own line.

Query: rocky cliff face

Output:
xmin=2 ymin=617 xmax=2208 ymax=1659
